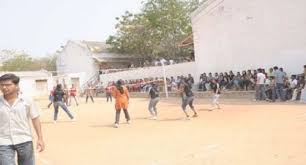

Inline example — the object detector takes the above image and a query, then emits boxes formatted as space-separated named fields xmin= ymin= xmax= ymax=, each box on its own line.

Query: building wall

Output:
xmin=56 ymin=41 xmax=99 ymax=82
xmin=99 ymin=62 xmax=196 ymax=85
xmin=19 ymin=76 xmax=53 ymax=97
xmin=52 ymin=72 xmax=87 ymax=89
xmin=192 ymin=0 xmax=306 ymax=78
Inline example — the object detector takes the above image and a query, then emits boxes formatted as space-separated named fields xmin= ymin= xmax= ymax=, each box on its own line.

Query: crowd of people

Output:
xmin=198 ymin=65 xmax=306 ymax=102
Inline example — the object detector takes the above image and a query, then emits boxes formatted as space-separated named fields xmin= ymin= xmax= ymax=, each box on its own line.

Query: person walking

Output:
xmin=68 ymin=84 xmax=79 ymax=106
xmin=47 ymin=86 xmax=55 ymax=108
xmin=85 ymin=84 xmax=95 ymax=103
xmin=105 ymin=85 xmax=113 ymax=103
xmin=210 ymin=79 xmax=221 ymax=110
xmin=0 ymin=74 xmax=45 ymax=165
xmin=112 ymin=80 xmax=131 ymax=128
xmin=148 ymin=83 xmax=160 ymax=120
xmin=179 ymin=78 xmax=198 ymax=120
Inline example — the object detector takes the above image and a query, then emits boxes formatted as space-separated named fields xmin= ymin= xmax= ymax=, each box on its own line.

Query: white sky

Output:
xmin=0 ymin=0 xmax=143 ymax=57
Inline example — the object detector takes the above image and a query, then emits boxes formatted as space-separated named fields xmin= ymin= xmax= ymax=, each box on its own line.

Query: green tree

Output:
xmin=0 ymin=53 xmax=57 ymax=72
xmin=107 ymin=0 xmax=199 ymax=61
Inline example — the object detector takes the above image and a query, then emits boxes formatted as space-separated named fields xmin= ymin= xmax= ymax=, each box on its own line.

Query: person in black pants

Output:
xmin=179 ymin=79 xmax=198 ymax=119
xmin=148 ymin=83 xmax=160 ymax=120
xmin=53 ymin=84 xmax=75 ymax=123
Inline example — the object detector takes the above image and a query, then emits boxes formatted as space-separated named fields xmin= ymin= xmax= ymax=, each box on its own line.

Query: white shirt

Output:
xmin=265 ymin=79 xmax=271 ymax=85
xmin=160 ymin=58 xmax=167 ymax=65
xmin=257 ymin=73 xmax=266 ymax=85
xmin=289 ymin=79 xmax=298 ymax=88
xmin=0 ymin=96 xmax=40 ymax=145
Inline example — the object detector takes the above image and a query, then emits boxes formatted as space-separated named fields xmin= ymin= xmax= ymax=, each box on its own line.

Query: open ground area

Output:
xmin=34 ymin=97 xmax=306 ymax=165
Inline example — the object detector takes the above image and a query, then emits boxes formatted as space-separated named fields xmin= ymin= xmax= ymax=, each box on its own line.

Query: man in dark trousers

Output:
xmin=53 ymin=84 xmax=75 ymax=123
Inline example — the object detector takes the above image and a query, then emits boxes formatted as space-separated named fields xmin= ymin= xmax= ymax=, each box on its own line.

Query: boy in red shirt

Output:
xmin=69 ymin=84 xmax=79 ymax=106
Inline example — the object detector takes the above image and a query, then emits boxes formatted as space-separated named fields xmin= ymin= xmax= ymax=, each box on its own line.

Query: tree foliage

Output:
xmin=106 ymin=0 xmax=199 ymax=61
xmin=0 ymin=53 xmax=57 ymax=72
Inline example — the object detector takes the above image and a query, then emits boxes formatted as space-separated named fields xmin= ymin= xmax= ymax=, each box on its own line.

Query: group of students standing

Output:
xmin=255 ymin=66 xmax=306 ymax=102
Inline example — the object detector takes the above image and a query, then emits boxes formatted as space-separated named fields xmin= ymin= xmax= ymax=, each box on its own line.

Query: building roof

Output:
xmin=179 ymin=34 xmax=193 ymax=47
xmin=68 ymin=40 xmax=137 ymax=61
xmin=191 ymin=0 xmax=219 ymax=19
xmin=92 ymin=53 xmax=135 ymax=62
xmin=71 ymin=41 xmax=109 ymax=53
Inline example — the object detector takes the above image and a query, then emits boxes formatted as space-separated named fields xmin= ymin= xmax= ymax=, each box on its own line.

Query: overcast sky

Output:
xmin=0 ymin=0 xmax=142 ymax=57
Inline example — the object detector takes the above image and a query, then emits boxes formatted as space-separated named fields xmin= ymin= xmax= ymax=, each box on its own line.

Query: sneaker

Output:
xmin=149 ymin=116 xmax=157 ymax=120
xmin=192 ymin=113 xmax=198 ymax=117
xmin=53 ymin=121 xmax=57 ymax=124
xmin=114 ymin=123 xmax=119 ymax=128
xmin=185 ymin=115 xmax=191 ymax=120
xmin=126 ymin=120 xmax=131 ymax=124
xmin=209 ymin=107 xmax=215 ymax=111
xmin=71 ymin=118 xmax=76 ymax=122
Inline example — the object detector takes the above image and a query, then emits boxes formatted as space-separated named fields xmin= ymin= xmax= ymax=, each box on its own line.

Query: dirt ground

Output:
xmin=33 ymin=97 xmax=306 ymax=165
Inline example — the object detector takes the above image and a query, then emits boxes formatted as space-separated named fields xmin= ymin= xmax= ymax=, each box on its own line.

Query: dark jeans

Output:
xmin=54 ymin=101 xmax=74 ymax=121
xmin=182 ymin=96 xmax=195 ymax=111
xmin=106 ymin=93 xmax=112 ymax=102
xmin=0 ymin=141 xmax=34 ymax=165
xmin=148 ymin=97 xmax=160 ymax=116
xmin=266 ymin=87 xmax=276 ymax=101
xmin=115 ymin=109 xmax=130 ymax=124
xmin=275 ymin=83 xmax=285 ymax=101
xmin=255 ymin=84 xmax=267 ymax=100
xmin=242 ymin=80 xmax=251 ymax=91
xmin=68 ymin=96 xmax=79 ymax=106
xmin=86 ymin=96 xmax=94 ymax=103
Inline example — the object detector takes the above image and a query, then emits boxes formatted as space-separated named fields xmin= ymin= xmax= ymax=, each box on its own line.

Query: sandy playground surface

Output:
xmin=33 ymin=97 xmax=306 ymax=165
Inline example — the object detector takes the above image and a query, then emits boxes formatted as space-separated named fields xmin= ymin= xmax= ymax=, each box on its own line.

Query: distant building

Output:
xmin=0 ymin=70 xmax=53 ymax=97
xmin=56 ymin=40 xmax=136 ymax=87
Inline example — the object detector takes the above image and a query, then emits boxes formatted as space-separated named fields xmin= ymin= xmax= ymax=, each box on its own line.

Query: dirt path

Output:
xmin=34 ymin=97 xmax=306 ymax=165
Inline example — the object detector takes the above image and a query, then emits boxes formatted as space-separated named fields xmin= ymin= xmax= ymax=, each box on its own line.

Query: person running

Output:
xmin=179 ymin=78 xmax=198 ymax=119
xmin=53 ymin=84 xmax=75 ymax=123
xmin=210 ymin=79 xmax=221 ymax=110
xmin=0 ymin=74 xmax=45 ymax=165
xmin=47 ymin=86 xmax=55 ymax=108
xmin=85 ymin=84 xmax=94 ymax=103
xmin=69 ymin=84 xmax=79 ymax=106
xmin=105 ymin=85 xmax=113 ymax=103
xmin=148 ymin=82 xmax=160 ymax=120
xmin=112 ymin=80 xmax=131 ymax=128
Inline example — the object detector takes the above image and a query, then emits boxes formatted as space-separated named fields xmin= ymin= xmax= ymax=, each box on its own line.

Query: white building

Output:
xmin=56 ymin=40 xmax=135 ymax=88
xmin=192 ymin=0 xmax=306 ymax=78
xmin=0 ymin=70 xmax=53 ymax=97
